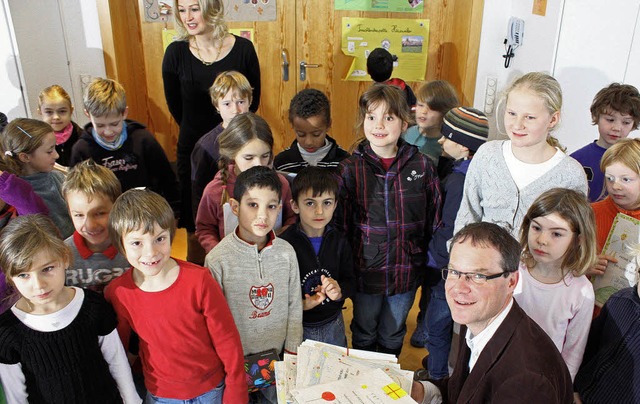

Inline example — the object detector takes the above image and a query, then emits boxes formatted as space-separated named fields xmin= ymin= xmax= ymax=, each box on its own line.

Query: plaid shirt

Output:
xmin=335 ymin=139 xmax=442 ymax=295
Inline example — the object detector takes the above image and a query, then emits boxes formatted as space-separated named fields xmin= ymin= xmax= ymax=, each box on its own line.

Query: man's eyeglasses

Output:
xmin=441 ymin=268 xmax=510 ymax=285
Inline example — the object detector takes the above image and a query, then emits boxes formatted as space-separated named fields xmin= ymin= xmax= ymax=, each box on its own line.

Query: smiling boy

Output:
xmin=571 ymin=83 xmax=640 ymax=202
xmin=274 ymin=89 xmax=349 ymax=174
xmin=205 ymin=166 xmax=302 ymax=403
xmin=105 ymin=189 xmax=247 ymax=403
xmin=63 ymin=159 xmax=129 ymax=293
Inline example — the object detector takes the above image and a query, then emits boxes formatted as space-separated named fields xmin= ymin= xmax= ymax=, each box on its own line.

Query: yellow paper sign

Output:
xmin=342 ymin=17 xmax=429 ymax=82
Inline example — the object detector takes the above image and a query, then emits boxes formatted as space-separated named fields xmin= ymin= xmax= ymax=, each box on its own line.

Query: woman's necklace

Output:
xmin=193 ymin=36 xmax=224 ymax=66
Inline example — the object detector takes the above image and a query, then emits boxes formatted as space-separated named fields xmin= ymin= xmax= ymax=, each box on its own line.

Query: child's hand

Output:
xmin=587 ymin=254 xmax=618 ymax=277
xmin=303 ymin=286 xmax=326 ymax=310
xmin=320 ymin=275 xmax=342 ymax=301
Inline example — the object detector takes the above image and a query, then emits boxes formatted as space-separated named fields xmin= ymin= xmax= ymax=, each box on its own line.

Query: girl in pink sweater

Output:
xmin=514 ymin=188 xmax=598 ymax=380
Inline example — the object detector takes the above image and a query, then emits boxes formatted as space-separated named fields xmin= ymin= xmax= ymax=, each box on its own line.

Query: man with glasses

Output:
xmin=412 ymin=222 xmax=573 ymax=404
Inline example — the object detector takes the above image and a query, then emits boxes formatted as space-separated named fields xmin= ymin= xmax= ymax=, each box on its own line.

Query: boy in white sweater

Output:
xmin=205 ymin=166 xmax=303 ymax=404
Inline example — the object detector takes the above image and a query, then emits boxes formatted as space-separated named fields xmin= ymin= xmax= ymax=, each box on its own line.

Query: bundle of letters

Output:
xmin=274 ymin=340 xmax=418 ymax=403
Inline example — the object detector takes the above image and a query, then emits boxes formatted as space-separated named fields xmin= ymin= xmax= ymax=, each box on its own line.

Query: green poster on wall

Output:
xmin=335 ymin=0 xmax=424 ymax=13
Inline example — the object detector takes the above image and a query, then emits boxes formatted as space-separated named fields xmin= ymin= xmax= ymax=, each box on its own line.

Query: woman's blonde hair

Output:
xmin=217 ymin=112 xmax=274 ymax=205
xmin=0 ymin=118 xmax=53 ymax=175
xmin=172 ymin=0 xmax=228 ymax=42
xmin=501 ymin=71 xmax=565 ymax=151
xmin=519 ymin=188 xmax=597 ymax=277
xmin=351 ymin=84 xmax=414 ymax=152
xmin=0 ymin=214 xmax=72 ymax=282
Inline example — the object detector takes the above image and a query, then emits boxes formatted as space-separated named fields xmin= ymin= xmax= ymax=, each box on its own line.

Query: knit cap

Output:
xmin=441 ymin=107 xmax=489 ymax=153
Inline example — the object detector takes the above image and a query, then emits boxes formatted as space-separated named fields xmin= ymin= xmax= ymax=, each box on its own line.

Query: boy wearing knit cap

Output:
xmin=416 ymin=107 xmax=489 ymax=383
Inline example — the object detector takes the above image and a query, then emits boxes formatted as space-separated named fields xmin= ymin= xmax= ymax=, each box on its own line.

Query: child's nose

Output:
xmin=32 ymin=274 xmax=46 ymax=290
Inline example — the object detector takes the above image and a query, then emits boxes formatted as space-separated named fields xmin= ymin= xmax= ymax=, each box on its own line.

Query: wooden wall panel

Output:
xmin=97 ymin=0 xmax=483 ymax=160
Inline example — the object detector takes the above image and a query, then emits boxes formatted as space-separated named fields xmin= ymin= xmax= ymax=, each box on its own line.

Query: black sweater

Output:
xmin=0 ymin=290 xmax=122 ymax=403
xmin=280 ymin=223 xmax=356 ymax=325
xmin=274 ymin=135 xmax=349 ymax=174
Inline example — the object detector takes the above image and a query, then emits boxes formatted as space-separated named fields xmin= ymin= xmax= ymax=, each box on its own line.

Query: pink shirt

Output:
xmin=514 ymin=263 xmax=594 ymax=380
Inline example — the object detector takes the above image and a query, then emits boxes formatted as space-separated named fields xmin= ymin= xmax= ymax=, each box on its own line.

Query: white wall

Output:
xmin=474 ymin=0 xmax=640 ymax=153
xmin=0 ymin=1 xmax=27 ymax=119
xmin=473 ymin=0 xmax=565 ymax=140
xmin=553 ymin=0 xmax=640 ymax=152
xmin=2 ymin=0 xmax=105 ymax=126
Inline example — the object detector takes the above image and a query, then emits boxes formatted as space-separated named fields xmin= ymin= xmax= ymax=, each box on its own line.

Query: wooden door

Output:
xmin=247 ymin=0 xmax=485 ymax=153
xmin=98 ymin=0 xmax=483 ymax=159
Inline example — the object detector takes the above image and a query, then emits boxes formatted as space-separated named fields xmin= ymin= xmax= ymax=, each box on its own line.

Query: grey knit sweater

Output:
xmin=205 ymin=231 xmax=303 ymax=355
xmin=454 ymin=140 xmax=588 ymax=239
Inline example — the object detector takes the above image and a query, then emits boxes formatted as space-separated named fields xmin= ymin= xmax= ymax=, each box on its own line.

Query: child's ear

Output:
xmin=290 ymin=199 xmax=300 ymax=214
xmin=83 ymin=109 xmax=90 ymax=118
xmin=122 ymin=107 xmax=129 ymax=120
xmin=401 ymin=120 xmax=409 ymax=132
xmin=548 ymin=111 xmax=560 ymax=129
xmin=17 ymin=152 xmax=30 ymax=164
xmin=230 ymin=198 xmax=240 ymax=217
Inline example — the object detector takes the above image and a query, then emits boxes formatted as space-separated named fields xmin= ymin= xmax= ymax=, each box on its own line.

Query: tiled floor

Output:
xmin=172 ymin=228 xmax=426 ymax=371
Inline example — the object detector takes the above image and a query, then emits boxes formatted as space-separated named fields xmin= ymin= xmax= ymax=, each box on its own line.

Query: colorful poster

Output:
xmin=224 ymin=0 xmax=276 ymax=21
xmin=162 ymin=28 xmax=254 ymax=52
xmin=341 ymin=17 xmax=429 ymax=82
xmin=593 ymin=213 xmax=640 ymax=307
xmin=335 ymin=0 xmax=424 ymax=13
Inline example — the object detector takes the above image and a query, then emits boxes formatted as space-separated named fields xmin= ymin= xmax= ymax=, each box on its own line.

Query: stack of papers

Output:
xmin=275 ymin=340 xmax=417 ymax=403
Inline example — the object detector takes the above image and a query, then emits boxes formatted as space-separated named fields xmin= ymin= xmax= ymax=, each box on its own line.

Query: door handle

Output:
xmin=300 ymin=61 xmax=322 ymax=81
xmin=282 ymin=49 xmax=290 ymax=82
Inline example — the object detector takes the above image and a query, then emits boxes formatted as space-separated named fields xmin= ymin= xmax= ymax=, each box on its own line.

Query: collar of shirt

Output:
xmin=73 ymin=231 xmax=119 ymax=260
xmin=465 ymin=298 xmax=514 ymax=372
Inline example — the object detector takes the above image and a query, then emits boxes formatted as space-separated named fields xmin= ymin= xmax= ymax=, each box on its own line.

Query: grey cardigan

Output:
xmin=454 ymin=140 xmax=587 ymax=239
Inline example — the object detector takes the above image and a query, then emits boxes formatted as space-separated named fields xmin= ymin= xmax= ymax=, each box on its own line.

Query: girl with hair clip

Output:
xmin=590 ymin=138 xmax=640 ymax=278
xmin=0 ymin=214 xmax=140 ymax=403
xmin=37 ymin=84 xmax=82 ymax=167
xmin=336 ymin=84 xmax=441 ymax=357
xmin=195 ymin=112 xmax=295 ymax=253
xmin=454 ymin=72 xmax=588 ymax=239
xmin=162 ymin=0 xmax=261 ymax=249
xmin=0 ymin=118 xmax=74 ymax=238
xmin=514 ymin=188 xmax=597 ymax=381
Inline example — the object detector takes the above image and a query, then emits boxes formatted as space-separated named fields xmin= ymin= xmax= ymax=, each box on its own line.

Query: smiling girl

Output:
xmin=514 ymin=188 xmax=597 ymax=380
xmin=195 ymin=113 xmax=295 ymax=253
xmin=454 ymin=72 xmax=588 ymax=238
xmin=1 ymin=118 xmax=74 ymax=238
xmin=37 ymin=85 xmax=82 ymax=167
xmin=336 ymin=84 xmax=441 ymax=356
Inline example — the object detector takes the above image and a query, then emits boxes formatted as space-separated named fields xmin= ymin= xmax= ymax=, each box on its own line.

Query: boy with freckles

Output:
xmin=205 ymin=166 xmax=303 ymax=404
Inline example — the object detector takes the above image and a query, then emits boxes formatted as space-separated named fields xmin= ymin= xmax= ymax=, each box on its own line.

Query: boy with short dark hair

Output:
xmin=274 ymin=89 xmax=349 ymax=174
xmin=69 ymin=77 xmax=180 ymax=217
xmin=366 ymin=47 xmax=417 ymax=109
xmin=280 ymin=166 xmax=356 ymax=347
xmin=62 ymin=159 xmax=129 ymax=293
xmin=205 ymin=166 xmax=303 ymax=403
xmin=571 ymin=83 xmax=640 ymax=202
xmin=105 ymin=188 xmax=247 ymax=403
